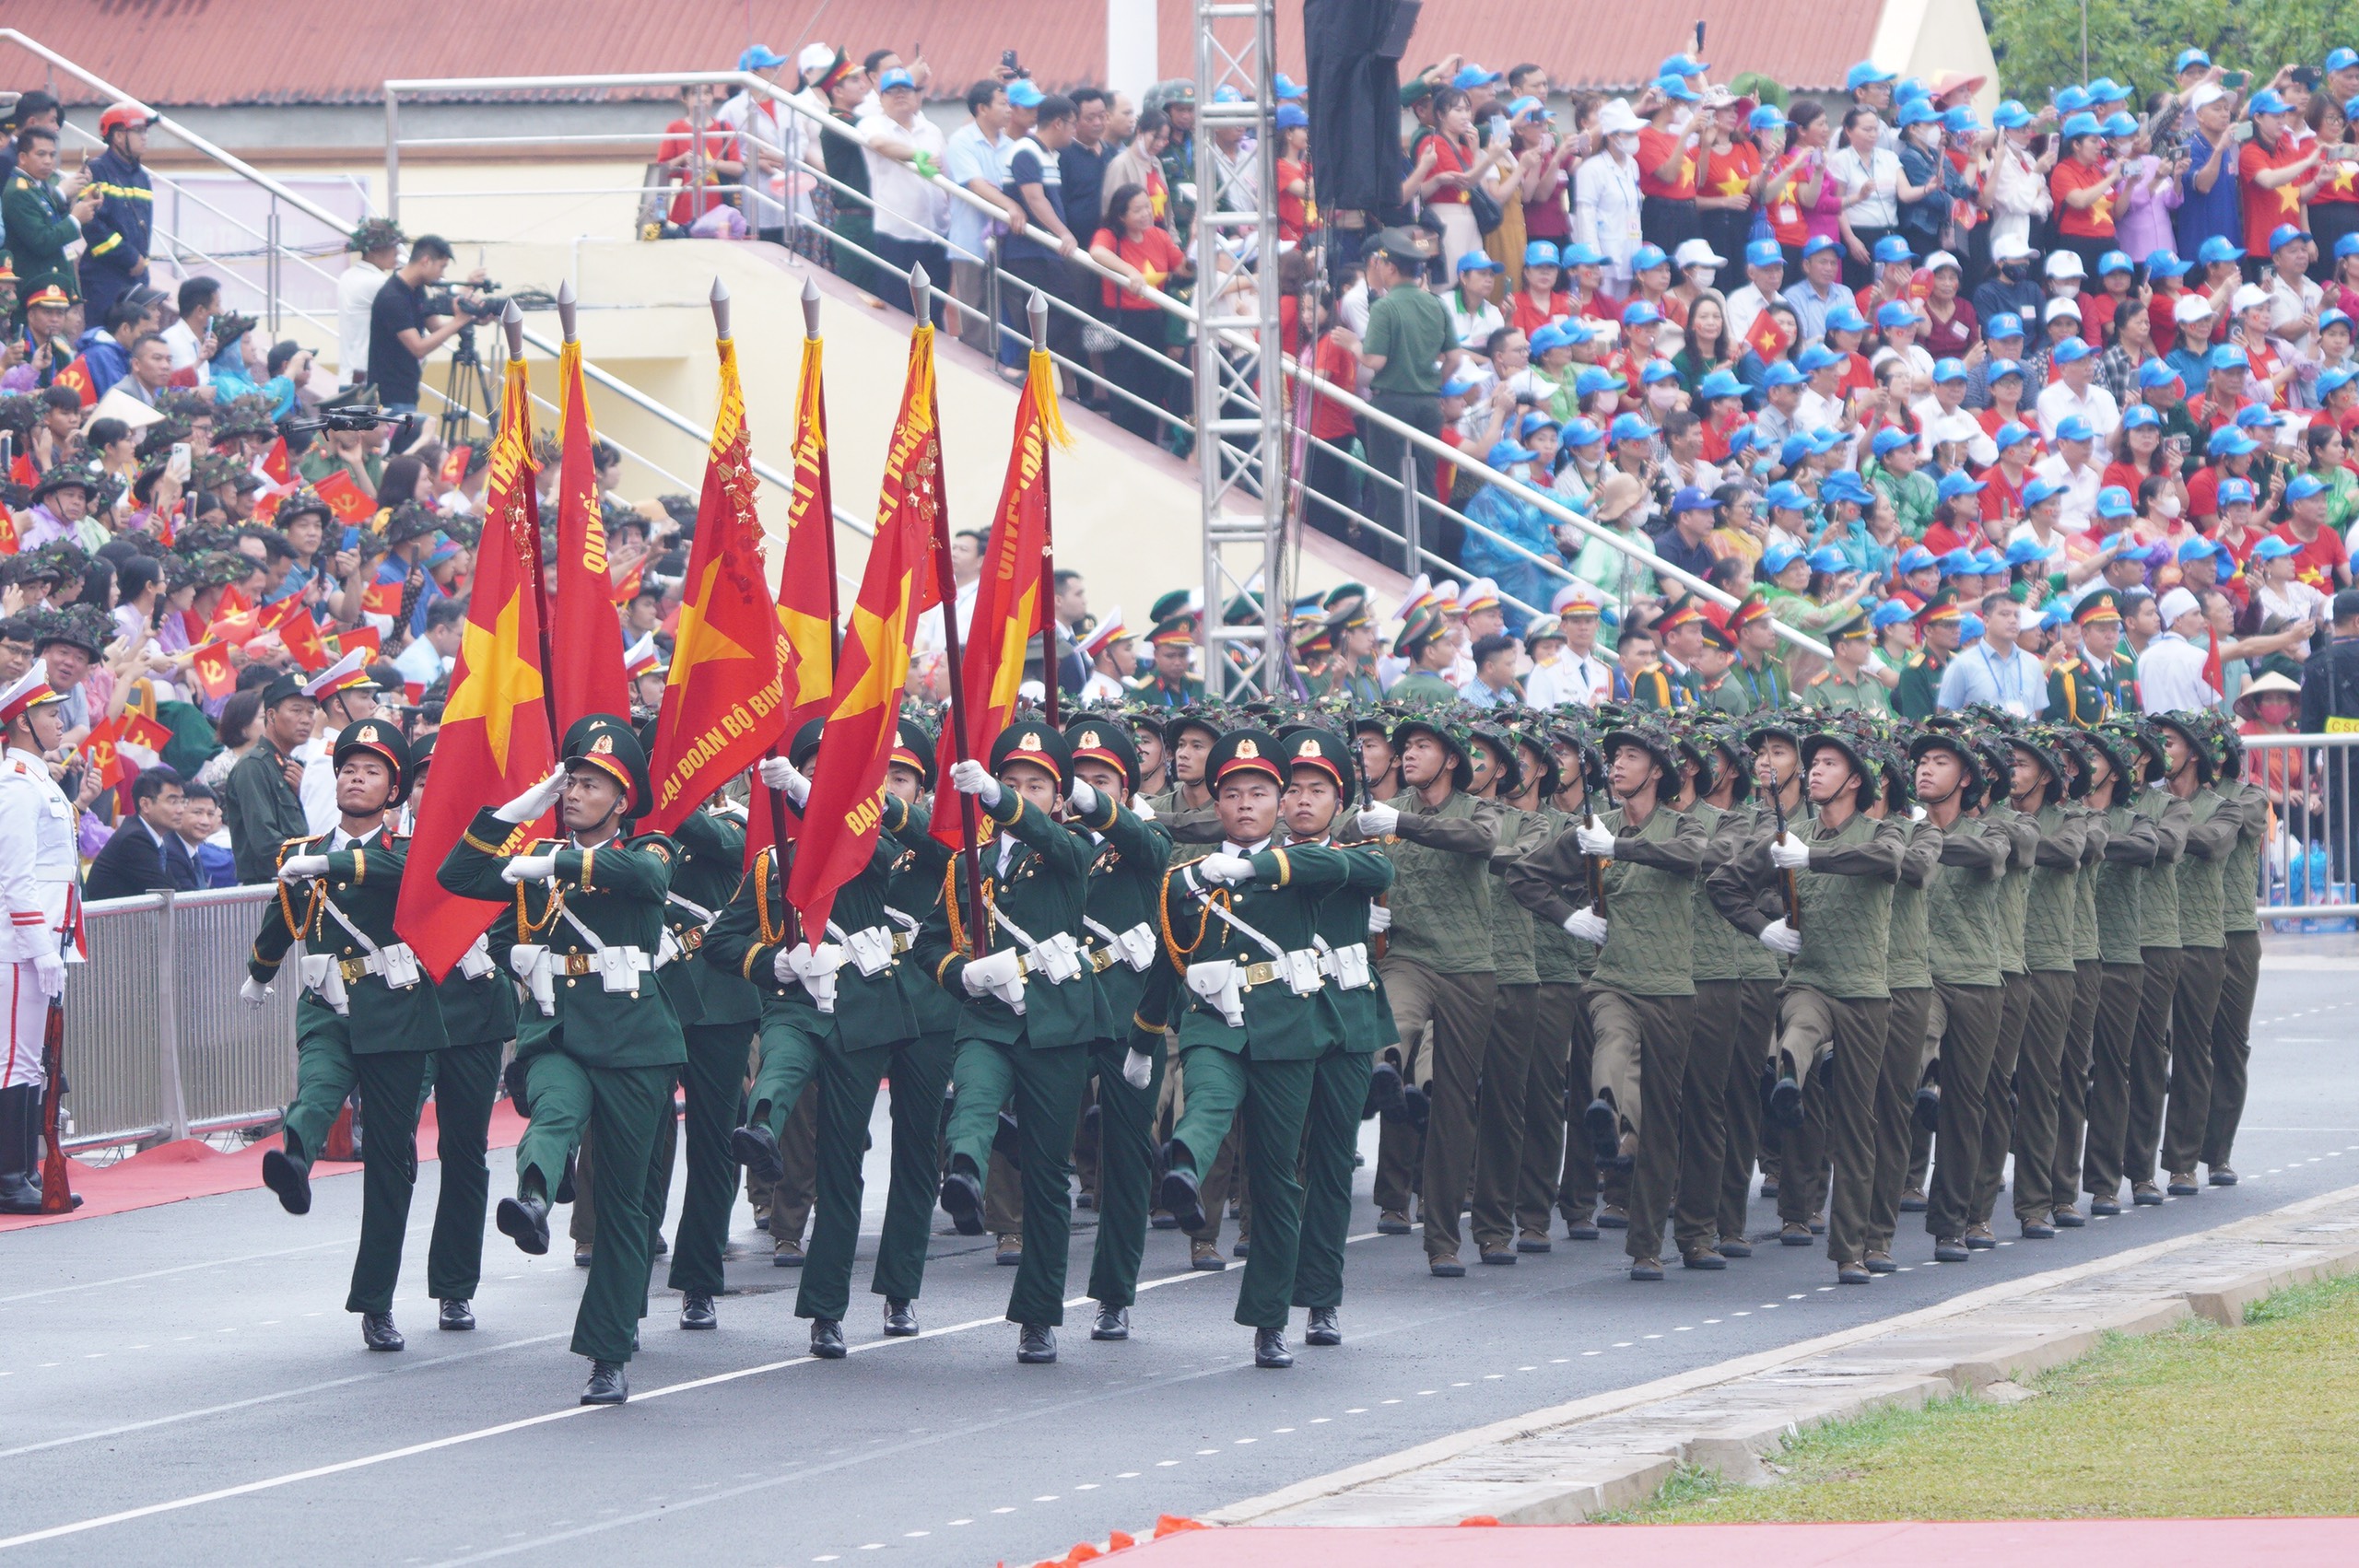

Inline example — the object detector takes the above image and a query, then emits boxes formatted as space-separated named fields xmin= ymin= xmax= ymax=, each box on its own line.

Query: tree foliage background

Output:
xmin=1980 ymin=0 xmax=2346 ymax=106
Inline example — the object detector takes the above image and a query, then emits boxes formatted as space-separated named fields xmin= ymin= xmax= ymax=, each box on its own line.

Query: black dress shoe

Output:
xmin=1582 ymin=1098 xmax=1619 ymax=1162
xmin=261 ymin=1149 xmax=311 ymax=1215
xmin=581 ymin=1360 xmax=628 ymax=1405
xmin=360 ymin=1312 xmax=405 ymax=1352
xmin=1157 ymin=1164 xmax=1206 ymax=1234
xmin=938 ymin=1169 xmax=985 ymax=1235
xmin=439 ymin=1299 xmax=475 ymax=1331
xmin=1016 ymin=1323 xmax=1057 ymax=1363
xmin=1091 ymin=1304 xmax=1130 ymax=1340
xmin=730 ymin=1125 xmax=786 ymax=1188
xmin=574 ymin=1244 xmax=593 ymax=1269
xmin=1253 ymin=1328 xmax=1294 ymax=1368
xmin=496 ymin=1193 xmax=551 ymax=1256
xmin=1366 ymin=1059 xmax=1405 ymax=1117
xmin=554 ymin=1150 xmax=577 ymax=1204
xmin=1912 ymin=1083 xmax=1942 ymax=1132
xmin=884 ymin=1298 xmax=920 ymax=1337
xmin=1767 ymin=1076 xmax=1804 ymax=1128
xmin=680 ymin=1293 xmax=718 ymax=1330
xmin=808 ymin=1318 xmax=847 ymax=1359
xmin=1304 ymin=1306 xmax=1342 ymax=1346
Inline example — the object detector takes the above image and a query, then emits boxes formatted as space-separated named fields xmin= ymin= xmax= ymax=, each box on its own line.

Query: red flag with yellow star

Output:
xmin=394 ymin=355 xmax=557 ymax=979
xmin=550 ymin=337 xmax=629 ymax=732
xmin=641 ymin=333 xmax=792 ymax=833
xmin=787 ymin=322 xmax=945 ymax=940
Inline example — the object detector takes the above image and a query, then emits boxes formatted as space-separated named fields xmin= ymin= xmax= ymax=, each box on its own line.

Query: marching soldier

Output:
xmin=1465 ymin=724 xmax=1552 ymax=1267
xmin=2153 ymin=711 xmax=2249 ymax=1199
xmin=294 ymin=649 xmax=381 ymax=835
xmin=2201 ymin=722 xmax=2267 ymax=1186
xmin=1690 ymin=724 xmax=1782 ymax=1260
xmin=1509 ymin=718 xmax=1706 ymax=1281
xmin=2043 ymin=731 xmax=2107 ymax=1232
xmin=245 ymin=719 xmax=448 ymax=1350
xmin=1864 ymin=731 xmax=1939 ymax=1274
xmin=439 ymin=716 xmax=685 ymax=1405
xmin=2071 ymin=724 xmax=2159 ymax=1218
xmin=0 ymin=669 xmax=78 ymax=1216
xmin=1538 ymin=724 xmax=1607 ymax=1244
xmin=2118 ymin=718 xmax=2193 ymax=1208
xmin=1497 ymin=726 xmax=1587 ymax=1256
xmin=1991 ymin=727 xmax=2088 ymax=1241
xmin=918 ymin=719 xmax=1114 ymax=1364
xmin=1961 ymin=722 xmax=2039 ymax=1253
xmin=1666 ymin=723 xmax=1745 ymax=1270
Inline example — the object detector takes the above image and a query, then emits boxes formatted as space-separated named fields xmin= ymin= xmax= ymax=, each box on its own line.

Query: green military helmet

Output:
xmin=330 ymin=716 xmax=415 ymax=808
xmin=1742 ymin=712 xmax=1803 ymax=756
xmin=1549 ymin=720 xmax=1609 ymax=797
xmin=2145 ymin=710 xmax=2216 ymax=787
xmin=1599 ymin=718 xmax=1683 ymax=792
xmin=1064 ymin=712 xmax=1142 ymax=791
xmin=787 ymin=715 xmax=827 ymax=769
xmin=562 ymin=712 xmax=653 ymax=817
xmin=1147 ymin=588 xmax=1202 ymax=626
xmin=2050 ymin=726 xmax=2105 ymax=799
xmin=1389 ymin=712 xmax=1474 ymax=792
xmin=2209 ymin=711 xmax=2244 ymax=779
xmin=410 ymin=729 xmax=438 ymax=774
xmin=1670 ymin=720 xmax=1721 ymax=800
xmin=1466 ymin=722 xmax=1522 ymax=797
xmin=2105 ymin=715 xmax=2171 ymax=786
xmin=1798 ymin=724 xmax=1880 ymax=812
xmin=1204 ymin=727 xmax=1286 ymax=790
xmin=1700 ymin=721 xmax=1755 ymax=803
xmin=989 ymin=717 xmax=1072 ymax=785
xmin=274 ymin=482 xmax=335 ymax=532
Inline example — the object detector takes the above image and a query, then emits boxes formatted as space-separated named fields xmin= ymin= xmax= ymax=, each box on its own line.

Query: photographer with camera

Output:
xmin=366 ymin=234 xmax=485 ymax=449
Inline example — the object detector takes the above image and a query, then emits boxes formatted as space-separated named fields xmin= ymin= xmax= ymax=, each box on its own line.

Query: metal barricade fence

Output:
xmin=64 ymin=886 xmax=302 ymax=1152
xmin=2243 ymin=731 xmax=2359 ymax=927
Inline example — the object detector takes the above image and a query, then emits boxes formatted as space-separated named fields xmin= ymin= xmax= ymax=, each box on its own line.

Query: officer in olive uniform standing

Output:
xmin=2153 ymin=710 xmax=2250 ymax=1198
xmin=247 ymin=719 xmax=449 ymax=1351
xmin=439 ymin=716 xmax=684 ymax=1405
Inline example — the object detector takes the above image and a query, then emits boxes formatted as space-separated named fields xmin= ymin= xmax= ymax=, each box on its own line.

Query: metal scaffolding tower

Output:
xmin=1191 ymin=0 xmax=1286 ymax=699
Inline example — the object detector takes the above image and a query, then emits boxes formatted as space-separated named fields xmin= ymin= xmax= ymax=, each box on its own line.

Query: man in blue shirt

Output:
xmin=942 ymin=79 xmax=1023 ymax=353
xmin=2173 ymin=82 xmax=2242 ymax=262
xmin=1935 ymin=592 xmax=2048 ymax=718
xmin=1779 ymin=237 xmax=1848 ymax=345
xmin=999 ymin=89 xmax=1082 ymax=372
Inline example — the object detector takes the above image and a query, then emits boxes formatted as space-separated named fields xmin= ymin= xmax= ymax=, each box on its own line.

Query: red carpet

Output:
xmin=1102 ymin=1519 xmax=2359 ymax=1566
xmin=0 ymin=1100 xmax=527 ymax=1232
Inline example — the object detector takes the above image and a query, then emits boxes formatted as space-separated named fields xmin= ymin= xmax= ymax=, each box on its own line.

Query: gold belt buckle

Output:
xmin=563 ymin=952 xmax=594 ymax=977
xmin=1089 ymin=946 xmax=1116 ymax=973
xmin=1243 ymin=960 xmax=1280 ymax=987
xmin=891 ymin=930 xmax=912 ymax=954
xmin=338 ymin=956 xmax=369 ymax=984
xmin=1011 ymin=952 xmax=1034 ymax=978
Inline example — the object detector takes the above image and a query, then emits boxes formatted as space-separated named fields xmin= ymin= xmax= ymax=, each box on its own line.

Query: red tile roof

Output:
xmin=5 ymin=1 xmax=1883 ymax=110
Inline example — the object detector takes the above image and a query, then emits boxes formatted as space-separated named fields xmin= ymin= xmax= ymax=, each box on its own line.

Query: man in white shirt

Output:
xmin=1723 ymin=239 xmax=1787 ymax=345
xmin=1525 ymin=592 xmax=1613 ymax=706
xmin=2034 ymin=337 xmax=2120 ymax=459
xmin=335 ymin=222 xmax=402 ymax=388
xmin=159 ymin=275 xmax=219 ymax=380
xmin=2135 ymin=587 xmax=2220 ymax=712
xmin=2031 ymin=416 xmax=2106 ymax=533
xmin=715 ymin=42 xmax=826 ymax=240
xmin=393 ymin=598 xmax=462 ymax=695
xmin=856 ymin=67 xmax=951 ymax=296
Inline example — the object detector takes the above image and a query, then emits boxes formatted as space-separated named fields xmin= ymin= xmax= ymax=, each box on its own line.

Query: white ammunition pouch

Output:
xmin=299 ymin=954 xmax=349 ymax=1015
xmin=1184 ymin=958 xmax=1246 ymax=1026
xmin=1086 ymin=917 xmax=1158 ymax=973
xmin=456 ymin=934 xmax=497 ymax=981
xmin=830 ymin=921 xmax=895 ymax=978
xmin=654 ymin=926 xmax=685 ymax=970
xmin=790 ymin=942 xmax=847 ymax=1013
xmin=1320 ymin=939 xmax=1373 ymax=990
xmin=988 ymin=897 xmax=1084 ymax=986
xmin=510 ymin=944 xmax=557 ymax=1015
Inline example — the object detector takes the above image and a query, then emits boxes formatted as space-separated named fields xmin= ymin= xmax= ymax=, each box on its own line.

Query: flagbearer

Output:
xmin=706 ymin=718 xmax=923 ymax=1355
xmin=1058 ymin=713 xmax=1175 ymax=1343
xmin=439 ymin=715 xmax=686 ymax=1406
xmin=917 ymin=719 xmax=1114 ymax=1365
xmin=0 ymin=669 xmax=80 ymax=1217
xmin=244 ymin=719 xmax=449 ymax=1349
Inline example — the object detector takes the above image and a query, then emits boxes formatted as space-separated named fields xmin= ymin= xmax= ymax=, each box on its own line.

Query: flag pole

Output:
xmin=1027 ymin=290 xmax=1058 ymax=726
xmin=757 ymin=275 xmax=809 ymax=867
xmin=912 ymin=263 xmax=990 ymax=954
xmin=506 ymin=298 xmax=559 ymax=740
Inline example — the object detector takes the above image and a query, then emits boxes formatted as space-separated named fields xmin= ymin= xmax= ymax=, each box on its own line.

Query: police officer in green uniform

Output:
xmin=439 ymin=716 xmax=684 ymax=1405
xmin=707 ymin=718 xmax=923 ymax=1355
xmin=247 ymin=719 xmax=448 ymax=1352
xmin=1128 ymin=617 xmax=1208 ymax=708
xmin=918 ymin=719 xmax=1114 ymax=1365
xmin=1132 ymin=727 xmax=1379 ymax=1366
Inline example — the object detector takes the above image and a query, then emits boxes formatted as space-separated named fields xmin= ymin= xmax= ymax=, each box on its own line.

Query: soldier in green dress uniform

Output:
xmin=1893 ymin=595 xmax=1961 ymax=722
xmin=1387 ymin=606 xmax=1461 ymax=704
xmin=2047 ymin=591 xmax=2136 ymax=725
xmin=1128 ymin=617 xmax=1207 ymax=708
xmin=1463 ymin=723 xmax=1552 ymax=1266
xmin=439 ymin=716 xmax=684 ymax=1405
xmin=917 ymin=719 xmax=1114 ymax=1365
xmin=247 ymin=719 xmax=449 ymax=1352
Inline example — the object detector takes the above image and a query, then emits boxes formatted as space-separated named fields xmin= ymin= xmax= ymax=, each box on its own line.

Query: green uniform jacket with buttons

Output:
xmin=1922 ymin=814 xmax=2011 ymax=987
xmin=1376 ymin=787 xmax=1503 ymax=975
xmin=655 ymin=807 xmax=760 ymax=1028
xmin=1388 ymin=671 xmax=1461 ymax=705
xmin=2071 ymin=809 xmax=2107 ymax=965
xmin=912 ymin=788 xmax=1114 ymax=1048
xmin=1709 ymin=812 xmax=1904 ymax=1000
xmin=1524 ymin=804 xmax=1589 ymax=985
xmin=436 ymin=905 xmax=522 ymax=1046
xmin=1079 ymin=791 xmax=1174 ymax=1024
xmin=1484 ymin=801 xmax=1548 ymax=986
xmin=1299 ymin=833 xmax=1397 ymax=1051
xmin=438 ymin=809 xmax=685 ymax=1069
xmin=1133 ymin=843 xmax=1364 ymax=1059
xmin=2172 ymin=786 xmax=2240 ymax=950
xmin=2021 ymin=801 xmax=2090 ymax=973
xmin=1893 ymin=649 xmax=1948 ymax=721
xmin=2217 ymin=780 xmax=2266 ymax=936
xmin=3 ymin=170 xmax=83 ymax=302
xmin=2133 ymin=789 xmax=2192 ymax=949
xmin=225 ymin=740 xmax=313 ymax=886
xmin=1508 ymin=803 xmax=1705 ymax=998
xmin=2094 ymin=802 xmax=2159 ymax=965
xmin=701 ymin=801 xmax=919 ymax=1052
xmin=1885 ymin=816 xmax=1942 ymax=992
xmin=252 ymin=829 xmax=449 ymax=1056
xmin=1720 ymin=802 xmax=1788 ymax=980
xmin=882 ymin=799 xmax=965 ymax=1035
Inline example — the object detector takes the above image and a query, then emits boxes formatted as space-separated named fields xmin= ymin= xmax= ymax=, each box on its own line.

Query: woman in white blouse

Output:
xmin=1826 ymin=106 xmax=1902 ymax=290
xmin=1574 ymin=99 xmax=1646 ymax=298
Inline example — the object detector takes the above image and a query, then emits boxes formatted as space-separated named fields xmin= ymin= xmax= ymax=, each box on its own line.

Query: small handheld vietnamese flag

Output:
xmin=1744 ymin=309 xmax=1792 ymax=363
xmin=278 ymin=608 xmax=331 ymax=673
xmin=331 ymin=626 xmax=382 ymax=661
xmin=187 ymin=641 xmax=236 ymax=699
xmin=53 ymin=357 xmax=96 ymax=409
xmin=206 ymin=606 xmax=263 ymax=647
xmin=361 ymin=578 xmax=404 ymax=619
xmin=257 ymin=436 xmax=293 ymax=487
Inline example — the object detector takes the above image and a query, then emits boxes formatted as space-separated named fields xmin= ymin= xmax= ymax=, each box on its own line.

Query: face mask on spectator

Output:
xmin=1685 ymin=266 xmax=1717 ymax=291
xmin=2156 ymin=494 xmax=2184 ymax=520
xmin=2053 ymin=280 xmax=2082 ymax=298
xmin=1648 ymin=385 xmax=1681 ymax=411
xmin=2001 ymin=260 xmax=2031 ymax=281
xmin=1612 ymin=133 xmax=1639 ymax=155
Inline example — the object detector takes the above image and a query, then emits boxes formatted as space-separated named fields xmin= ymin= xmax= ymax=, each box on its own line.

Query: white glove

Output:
xmin=1068 ymin=778 xmax=1099 ymax=817
xmin=757 ymin=755 xmax=811 ymax=808
xmin=1356 ymin=803 xmax=1400 ymax=837
xmin=501 ymin=853 xmax=559 ymax=884
xmin=34 ymin=949 xmax=65 ymax=999
xmin=1769 ymin=836 xmax=1812 ymax=871
xmin=1196 ymin=852 xmax=1254 ymax=885
xmin=496 ymin=766 xmax=569 ymax=824
xmin=1758 ymin=918 xmax=1802 ymax=955
xmin=239 ymin=976 xmax=273 ymax=1009
xmin=276 ymin=853 xmax=330 ymax=883
xmin=1133 ymin=795 xmax=1157 ymax=821
xmin=949 ymin=757 xmax=1002 ymax=806
xmin=1367 ymin=902 xmax=1391 ymax=933
xmin=1564 ymin=907 xmax=1609 ymax=945
xmin=1575 ymin=824 xmax=1617 ymax=859
xmin=1121 ymin=1047 xmax=1154 ymax=1090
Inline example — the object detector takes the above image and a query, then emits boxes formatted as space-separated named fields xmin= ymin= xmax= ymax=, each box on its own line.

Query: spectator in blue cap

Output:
xmin=1750 ymin=356 xmax=1808 ymax=450
xmin=2238 ymin=90 xmax=2323 ymax=268
xmin=1845 ymin=61 xmax=1898 ymax=138
xmin=1781 ymin=233 xmax=1849 ymax=342
xmin=1651 ymin=484 xmax=1720 ymax=582
xmin=2275 ymin=464 xmax=2352 ymax=591
xmin=1445 ymin=251 xmax=1507 ymax=353
xmin=1723 ymin=238 xmax=1788 ymax=345
xmin=2032 ymin=412 xmax=2106 ymax=533
xmin=1828 ymin=106 xmax=1903 ymax=290
xmin=2264 ymin=220 xmax=2325 ymax=349
xmin=2036 ymin=322 xmax=2120 ymax=463
xmin=1462 ymin=437 xmax=1556 ymax=612
xmin=2172 ymin=81 xmax=2245 ymax=263
xmin=1869 ymin=423 xmax=1937 ymax=534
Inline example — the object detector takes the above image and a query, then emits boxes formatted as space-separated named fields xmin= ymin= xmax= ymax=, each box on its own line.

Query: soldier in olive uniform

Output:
xmin=1892 ymin=596 xmax=1959 ymax=722
xmin=1498 ymin=726 xmax=1589 ymax=1255
xmin=1510 ymin=719 xmax=1706 ymax=1281
xmin=1464 ymin=724 xmax=1553 ymax=1266
xmin=2066 ymin=725 xmax=2156 ymax=1215
xmin=1690 ymin=725 xmax=1783 ymax=1260
xmin=247 ymin=720 xmax=448 ymax=1351
xmin=2201 ymin=721 xmax=2268 ymax=1186
xmin=918 ymin=720 xmax=1114 ymax=1364
xmin=2118 ymin=717 xmax=2192 ymax=1207
xmin=439 ymin=717 xmax=684 ymax=1405
xmin=1664 ymin=723 xmax=1748 ymax=1270
xmin=2153 ymin=710 xmax=2254 ymax=1198
xmin=1864 ymin=731 xmax=1940 ymax=1274
xmin=1959 ymin=723 xmax=2040 ymax=1253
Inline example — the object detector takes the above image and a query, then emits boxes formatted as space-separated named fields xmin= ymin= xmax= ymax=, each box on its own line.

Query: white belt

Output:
xmin=828 ymin=920 xmax=896 ymax=977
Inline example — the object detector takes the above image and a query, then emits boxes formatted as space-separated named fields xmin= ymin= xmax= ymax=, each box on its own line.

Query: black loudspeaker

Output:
xmin=1374 ymin=0 xmax=1422 ymax=59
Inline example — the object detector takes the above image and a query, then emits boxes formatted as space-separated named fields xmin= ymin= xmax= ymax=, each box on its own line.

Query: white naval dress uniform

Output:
xmin=0 ymin=746 xmax=83 ymax=1091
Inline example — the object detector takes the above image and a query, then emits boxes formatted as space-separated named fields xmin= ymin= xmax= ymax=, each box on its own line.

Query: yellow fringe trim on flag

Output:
xmin=1027 ymin=349 xmax=1073 ymax=451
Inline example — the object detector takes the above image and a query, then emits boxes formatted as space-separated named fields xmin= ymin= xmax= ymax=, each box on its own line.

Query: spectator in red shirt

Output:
xmin=2276 ymin=469 xmax=2353 ymax=589
xmin=1508 ymin=242 xmax=1572 ymax=336
xmin=2048 ymin=112 xmax=2124 ymax=279
xmin=1919 ymin=250 xmax=1978 ymax=361
xmin=1087 ymin=182 xmax=1192 ymax=442
xmin=2081 ymin=249 xmax=2136 ymax=345
xmin=1636 ymin=76 xmax=1702 ymax=253
xmin=657 ymin=85 xmax=745 ymax=228
xmin=2238 ymin=90 xmax=2324 ymax=266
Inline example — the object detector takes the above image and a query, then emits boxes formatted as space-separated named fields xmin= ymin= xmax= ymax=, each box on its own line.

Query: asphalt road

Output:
xmin=5 ymin=963 xmax=2357 ymax=1567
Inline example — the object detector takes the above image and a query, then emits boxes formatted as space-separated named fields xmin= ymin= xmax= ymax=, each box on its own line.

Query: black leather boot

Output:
xmin=883 ymin=1298 xmax=919 ymax=1337
xmin=808 ymin=1318 xmax=846 ymax=1359
xmin=939 ymin=1166 xmax=984 ymax=1235
xmin=679 ymin=1293 xmax=717 ymax=1330
xmin=1304 ymin=1306 xmax=1341 ymax=1346
xmin=1157 ymin=1156 xmax=1205 ymax=1233
xmin=260 ymin=1147 xmax=311 ymax=1216
xmin=1016 ymin=1323 xmax=1057 ymax=1363
xmin=1253 ymin=1328 xmax=1293 ymax=1368
xmin=496 ymin=1190 xmax=551 ymax=1255
xmin=730 ymin=1124 xmax=785 ymax=1188
xmin=1091 ymin=1303 xmax=1129 ymax=1340
xmin=360 ymin=1312 xmax=405 ymax=1351
xmin=581 ymin=1359 xmax=628 ymax=1404
xmin=438 ymin=1299 xmax=475 ymax=1330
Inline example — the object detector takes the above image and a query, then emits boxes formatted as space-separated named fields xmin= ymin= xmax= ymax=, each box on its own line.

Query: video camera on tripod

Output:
xmin=426 ymin=280 xmax=510 ymax=322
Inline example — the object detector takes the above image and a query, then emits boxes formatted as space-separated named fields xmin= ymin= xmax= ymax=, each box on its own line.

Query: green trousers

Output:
xmin=1086 ymin=1036 xmax=1168 ymax=1309
xmin=664 ymin=1022 xmax=754 ymax=1296
xmin=1966 ymin=973 xmax=2036 ymax=1227
xmin=798 ymin=1031 xmax=953 ymax=1322
xmin=1714 ymin=978 xmax=1779 ymax=1244
xmin=1673 ymin=979 xmax=1740 ymax=1257
xmin=2007 ymin=969 xmax=2079 ymax=1225
xmin=1467 ymin=982 xmax=1538 ymax=1256
xmin=2201 ymin=930 xmax=2261 ymax=1170
xmin=2050 ymin=962 xmax=2104 ymax=1216
xmin=1511 ymin=982 xmax=1586 ymax=1240
xmin=2079 ymin=963 xmax=2146 ymax=1198
xmin=2159 ymin=943 xmax=2228 ymax=1179
xmin=1175 ymin=1045 xmax=1314 ymax=1329
xmin=345 ymin=1051 xmax=432 ymax=1315
xmin=945 ymin=1037 xmax=1091 ymax=1326
xmin=1291 ymin=1047 xmax=1372 ymax=1314
xmin=748 ymin=1016 xmax=823 ymax=1141
xmin=517 ymin=1054 xmax=674 ymax=1363
xmin=1925 ymin=981 xmax=2002 ymax=1241
xmin=2121 ymin=948 xmax=2182 ymax=1187
xmin=424 ymin=1037 xmax=503 ymax=1303
xmin=1865 ymin=989 xmax=1932 ymax=1258
xmin=280 ymin=1011 xmax=358 ymax=1169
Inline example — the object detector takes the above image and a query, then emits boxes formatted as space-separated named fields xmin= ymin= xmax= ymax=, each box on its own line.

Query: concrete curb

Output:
xmin=1207 ymin=1183 xmax=2359 ymax=1528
